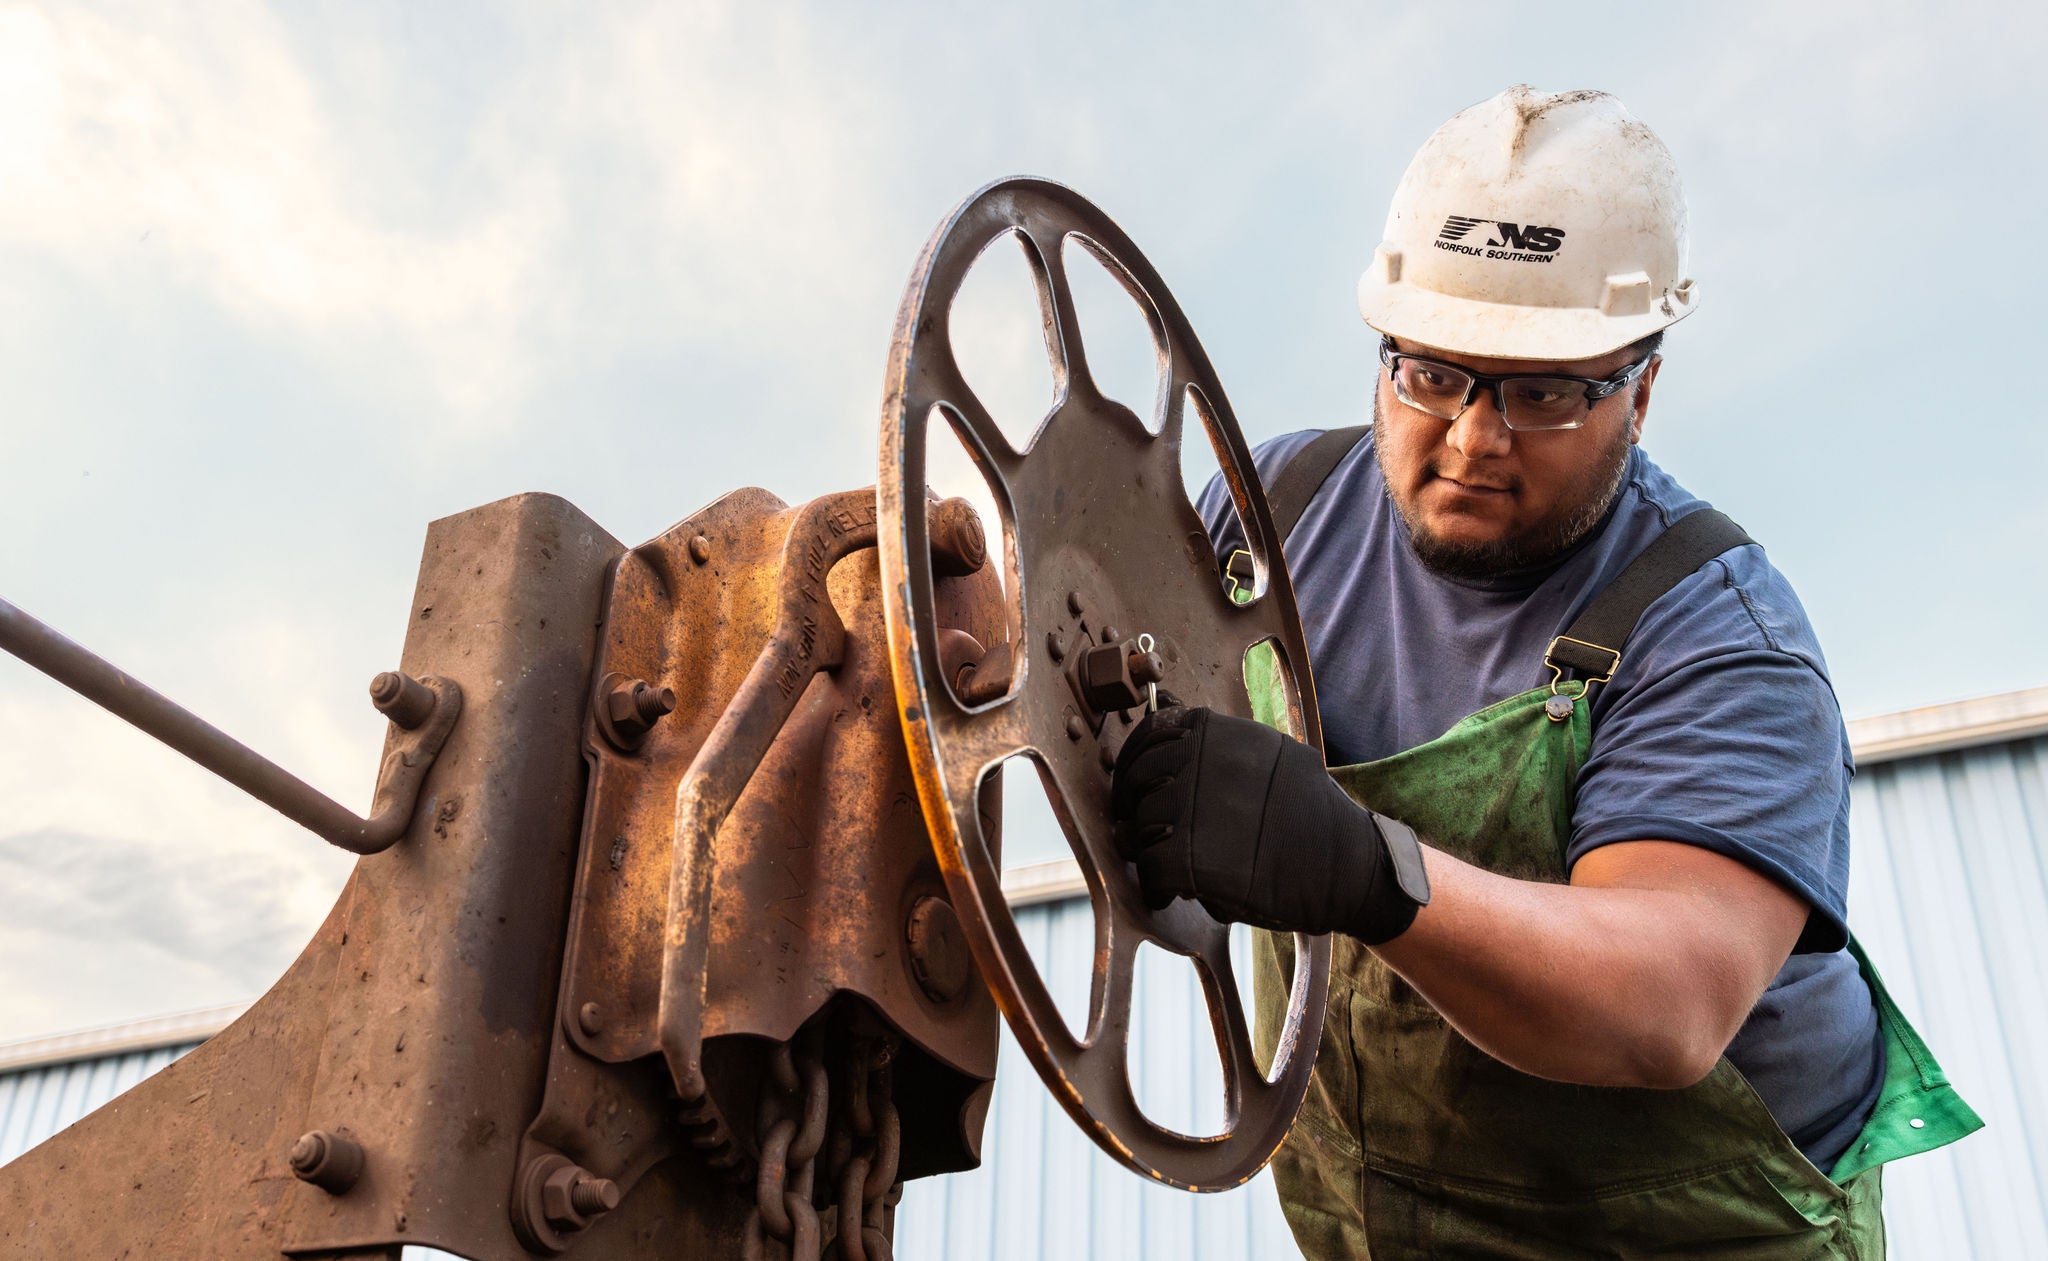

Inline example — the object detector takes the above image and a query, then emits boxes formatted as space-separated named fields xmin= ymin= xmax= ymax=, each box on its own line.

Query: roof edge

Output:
xmin=0 ymin=1002 xmax=249 ymax=1074
xmin=1846 ymin=684 xmax=2048 ymax=766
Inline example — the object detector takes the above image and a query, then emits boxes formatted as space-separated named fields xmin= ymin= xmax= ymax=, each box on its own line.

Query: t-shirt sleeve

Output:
xmin=1568 ymin=565 xmax=1854 ymax=954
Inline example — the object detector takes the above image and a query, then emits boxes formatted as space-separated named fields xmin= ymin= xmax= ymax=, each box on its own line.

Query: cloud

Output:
xmin=0 ymin=2 xmax=563 ymax=418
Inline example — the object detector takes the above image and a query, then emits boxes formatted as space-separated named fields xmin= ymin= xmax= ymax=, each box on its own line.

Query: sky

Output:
xmin=1 ymin=0 xmax=2045 ymax=1042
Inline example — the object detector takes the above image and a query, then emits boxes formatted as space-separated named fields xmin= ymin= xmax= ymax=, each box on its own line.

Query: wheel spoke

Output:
xmin=1193 ymin=929 xmax=1256 ymax=1125
xmin=932 ymin=696 xmax=1035 ymax=812
xmin=1020 ymin=226 xmax=1090 ymax=408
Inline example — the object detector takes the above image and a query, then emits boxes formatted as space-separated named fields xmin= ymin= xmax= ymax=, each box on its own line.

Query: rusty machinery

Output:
xmin=0 ymin=179 xmax=1329 ymax=1259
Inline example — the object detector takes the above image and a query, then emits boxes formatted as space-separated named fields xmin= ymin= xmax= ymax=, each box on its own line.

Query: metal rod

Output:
xmin=0 ymin=596 xmax=460 ymax=855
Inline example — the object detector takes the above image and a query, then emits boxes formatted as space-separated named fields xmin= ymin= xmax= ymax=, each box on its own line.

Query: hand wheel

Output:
xmin=876 ymin=177 xmax=1331 ymax=1190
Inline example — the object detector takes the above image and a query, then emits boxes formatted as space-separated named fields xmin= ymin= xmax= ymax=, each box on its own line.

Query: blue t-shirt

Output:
xmin=1200 ymin=429 xmax=1884 ymax=1172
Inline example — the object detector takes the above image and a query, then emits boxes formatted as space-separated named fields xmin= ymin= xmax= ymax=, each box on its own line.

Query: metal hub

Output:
xmin=876 ymin=177 xmax=1331 ymax=1191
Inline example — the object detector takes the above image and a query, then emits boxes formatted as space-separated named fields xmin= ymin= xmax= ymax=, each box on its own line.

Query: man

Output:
xmin=1110 ymin=86 xmax=1978 ymax=1257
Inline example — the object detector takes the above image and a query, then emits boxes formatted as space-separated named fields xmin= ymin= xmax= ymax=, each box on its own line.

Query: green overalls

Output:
xmin=1241 ymin=651 xmax=1981 ymax=1259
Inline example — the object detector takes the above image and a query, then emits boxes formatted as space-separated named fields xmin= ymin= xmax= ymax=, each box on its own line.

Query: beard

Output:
xmin=1377 ymin=407 xmax=1636 ymax=581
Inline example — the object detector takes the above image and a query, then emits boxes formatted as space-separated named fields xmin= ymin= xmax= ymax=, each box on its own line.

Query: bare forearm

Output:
xmin=1371 ymin=846 xmax=1789 ymax=1089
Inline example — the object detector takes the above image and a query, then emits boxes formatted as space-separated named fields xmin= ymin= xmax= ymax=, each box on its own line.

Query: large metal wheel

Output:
xmin=877 ymin=178 xmax=1331 ymax=1190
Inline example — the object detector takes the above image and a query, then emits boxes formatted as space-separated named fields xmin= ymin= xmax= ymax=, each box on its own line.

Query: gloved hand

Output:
xmin=1110 ymin=706 xmax=1430 ymax=944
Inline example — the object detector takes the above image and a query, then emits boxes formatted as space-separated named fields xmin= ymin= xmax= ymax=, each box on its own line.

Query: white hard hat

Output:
xmin=1357 ymin=85 xmax=1698 ymax=363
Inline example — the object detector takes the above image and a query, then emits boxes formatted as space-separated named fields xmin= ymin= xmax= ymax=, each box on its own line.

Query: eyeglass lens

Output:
xmin=1390 ymin=359 xmax=1593 ymax=430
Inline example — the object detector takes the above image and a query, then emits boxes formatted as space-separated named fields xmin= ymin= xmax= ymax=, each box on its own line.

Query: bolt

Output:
xmin=577 ymin=1002 xmax=604 ymax=1037
xmin=689 ymin=535 xmax=712 ymax=565
xmin=1067 ymin=590 xmax=1086 ymax=616
xmin=1099 ymin=625 xmax=1121 ymax=645
xmin=906 ymin=895 xmax=974 ymax=1004
xmin=1127 ymin=648 xmax=1166 ymax=687
xmin=1099 ymin=744 xmax=1118 ymax=771
xmin=602 ymin=676 xmax=677 ymax=747
xmin=369 ymin=671 xmax=436 ymax=730
xmin=540 ymin=1159 xmax=619 ymax=1232
xmin=1046 ymin=630 xmax=1067 ymax=663
xmin=928 ymin=498 xmax=989 ymax=577
xmin=570 ymin=1175 xmax=621 ymax=1217
xmin=631 ymin=683 xmax=675 ymax=725
xmin=1065 ymin=713 xmax=1087 ymax=742
xmin=289 ymin=1129 xmax=364 ymax=1195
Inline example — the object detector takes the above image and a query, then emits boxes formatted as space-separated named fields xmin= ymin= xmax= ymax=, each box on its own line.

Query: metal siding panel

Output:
xmin=1867 ymin=761 xmax=1996 ymax=1255
xmin=0 ymin=1068 xmax=46 ymax=1163
xmin=1038 ymin=897 xmax=1097 ymax=1258
xmin=988 ymin=902 xmax=1052 ymax=1261
xmin=1848 ymin=739 xmax=2048 ymax=1259
xmin=1952 ymin=751 xmax=2048 ymax=1207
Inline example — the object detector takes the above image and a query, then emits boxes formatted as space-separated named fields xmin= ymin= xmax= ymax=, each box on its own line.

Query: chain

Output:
xmin=745 ymin=1027 xmax=829 ymax=1261
xmin=742 ymin=1023 xmax=905 ymax=1261
xmin=827 ymin=1035 xmax=902 ymax=1261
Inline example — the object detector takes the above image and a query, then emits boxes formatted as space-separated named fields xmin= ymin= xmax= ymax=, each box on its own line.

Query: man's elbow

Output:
xmin=1614 ymin=1027 xmax=1727 ymax=1090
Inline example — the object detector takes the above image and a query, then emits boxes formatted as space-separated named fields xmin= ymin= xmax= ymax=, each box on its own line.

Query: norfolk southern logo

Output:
xmin=1437 ymin=215 xmax=1565 ymax=262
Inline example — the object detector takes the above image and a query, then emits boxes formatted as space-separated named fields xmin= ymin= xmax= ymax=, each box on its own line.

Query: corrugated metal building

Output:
xmin=5 ymin=688 xmax=2045 ymax=1258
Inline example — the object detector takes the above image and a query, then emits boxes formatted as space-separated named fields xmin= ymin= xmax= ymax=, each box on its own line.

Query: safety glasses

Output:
xmin=1379 ymin=337 xmax=1652 ymax=432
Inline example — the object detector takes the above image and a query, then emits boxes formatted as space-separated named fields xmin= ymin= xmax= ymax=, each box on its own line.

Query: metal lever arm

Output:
xmin=0 ymin=596 xmax=461 ymax=856
xmin=656 ymin=489 xmax=879 ymax=1104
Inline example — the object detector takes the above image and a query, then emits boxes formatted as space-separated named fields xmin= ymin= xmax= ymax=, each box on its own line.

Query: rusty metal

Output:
xmin=368 ymin=669 xmax=436 ymax=729
xmin=513 ymin=1154 xmax=623 ymax=1251
xmin=1075 ymin=637 xmax=1146 ymax=714
xmin=516 ymin=482 xmax=1003 ymax=1241
xmin=595 ymin=671 xmax=679 ymax=751
xmin=0 ymin=494 xmax=636 ymax=1258
xmin=0 ymin=597 xmax=462 ymax=856
xmin=746 ymin=1027 xmax=829 ymax=1261
xmin=903 ymin=897 xmax=973 ymax=1005
xmin=926 ymin=496 xmax=988 ymax=577
xmin=290 ymin=1130 xmax=366 ymax=1195
xmin=877 ymin=177 xmax=1332 ymax=1191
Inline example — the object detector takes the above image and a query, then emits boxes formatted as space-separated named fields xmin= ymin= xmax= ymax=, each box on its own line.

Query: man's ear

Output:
xmin=1628 ymin=354 xmax=1662 ymax=444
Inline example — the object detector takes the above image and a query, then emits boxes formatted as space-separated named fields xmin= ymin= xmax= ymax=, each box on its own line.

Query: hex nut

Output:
xmin=541 ymin=1160 xmax=619 ymax=1231
xmin=595 ymin=673 xmax=677 ymax=751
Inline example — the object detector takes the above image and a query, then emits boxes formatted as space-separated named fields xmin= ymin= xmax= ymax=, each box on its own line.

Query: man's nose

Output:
xmin=1445 ymin=387 xmax=1514 ymax=459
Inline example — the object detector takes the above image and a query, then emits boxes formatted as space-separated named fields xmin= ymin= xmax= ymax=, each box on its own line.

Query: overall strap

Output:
xmin=1268 ymin=425 xmax=1371 ymax=542
xmin=1226 ymin=426 xmax=1370 ymax=599
xmin=1545 ymin=508 xmax=1755 ymax=683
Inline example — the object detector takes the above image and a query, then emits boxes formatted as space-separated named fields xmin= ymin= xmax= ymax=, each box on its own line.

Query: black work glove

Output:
xmin=1111 ymin=706 xmax=1430 ymax=944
